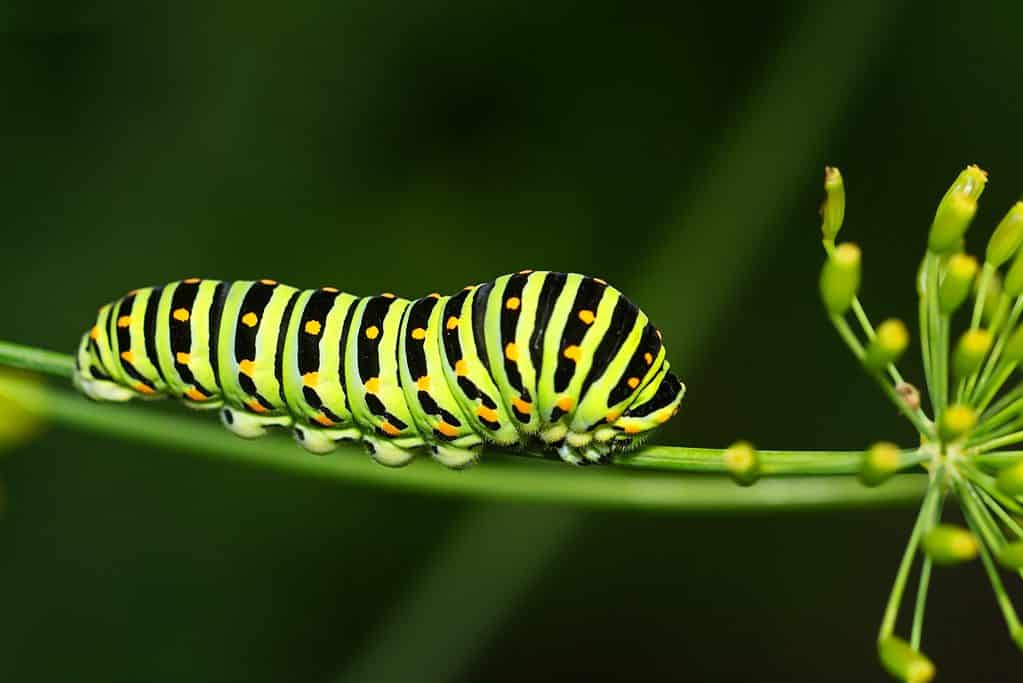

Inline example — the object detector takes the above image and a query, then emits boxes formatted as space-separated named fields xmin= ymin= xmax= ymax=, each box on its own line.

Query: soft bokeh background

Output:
xmin=2 ymin=1 xmax=1022 ymax=680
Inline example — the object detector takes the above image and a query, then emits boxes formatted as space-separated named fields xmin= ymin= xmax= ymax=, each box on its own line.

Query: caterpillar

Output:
xmin=72 ymin=272 xmax=685 ymax=468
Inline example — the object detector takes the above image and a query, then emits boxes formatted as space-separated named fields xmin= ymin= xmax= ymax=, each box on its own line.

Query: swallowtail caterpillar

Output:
xmin=73 ymin=272 xmax=685 ymax=468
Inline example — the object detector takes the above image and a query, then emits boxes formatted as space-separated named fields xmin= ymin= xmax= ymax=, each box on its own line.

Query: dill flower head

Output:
xmin=819 ymin=165 xmax=1023 ymax=681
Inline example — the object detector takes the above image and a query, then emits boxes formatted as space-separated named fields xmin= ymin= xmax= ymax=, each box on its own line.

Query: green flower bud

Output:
xmin=944 ymin=164 xmax=989 ymax=201
xmin=929 ymin=192 xmax=978 ymax=254
xmin=724 ymin=441 xmax=759 ymax=487
xmin=998 ymin=540 xmax=1023 ymax=570
xmin=878 ymin=637 xmax=935 ymax=683
xmin=938 ymin=253 xmax=978 ymax=313
xmin=820 ymin=166 xmax=845 ymax=242
xmin=987 ymin=202 xmax=1023 ymax=266
xmin=953 ymin=328 xmax=992 ymax=378
xmin=859 ymin=441 xmax=900 ymax=487
xmin=1007 ymin=251 xmax=1023 ymax=300
xmin=996 ymin=460 xmax=1023 ymax=496
xmin=864 ymin=320 xmax=909 ymax=371
xmin=922 ymin=524 xmax=979 ymax=564
xmin=820 ymin=243 xmax=861 ymax=315
xmin=1003 ymin=325 xmax=1023 ymax=364
xmin=938 ymin=404 xmax=977 ymax=442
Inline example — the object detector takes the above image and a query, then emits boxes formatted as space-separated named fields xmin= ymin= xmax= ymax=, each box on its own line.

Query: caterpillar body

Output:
xmin=73 ymin=272 xmax=685 ymax=468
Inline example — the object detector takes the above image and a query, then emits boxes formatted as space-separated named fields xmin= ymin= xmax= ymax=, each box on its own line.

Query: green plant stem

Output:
xmin=879 ymin=465 xmax=944 ymax=644
xmin=957 ymin=479 xmax=1023 ymax=637
xmin=910 ymin=491 xmax=944 ymax=650
xmin=827 ymin=319 xmax=935 ymax=438
xmin=0 ymin=341 xmax=930 ymax=510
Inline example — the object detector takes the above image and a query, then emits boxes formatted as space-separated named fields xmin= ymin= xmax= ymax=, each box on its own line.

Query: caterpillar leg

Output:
xmin=430 ymin=443 xmax=480 ymax=469
xmin=73 ymin=372 xmax=138 ymax=403
xmin=582 ymin=445 xmax=612 ymax=465
xmin=220 ymin=407 xmax=292 ymax=438
xmin=557 ymin=443 xmax=587 ymax=466
xmin=363 ymin=435 xmax=416 ymax=467
xmin=292 ymin=425 xmax=362 ymax=454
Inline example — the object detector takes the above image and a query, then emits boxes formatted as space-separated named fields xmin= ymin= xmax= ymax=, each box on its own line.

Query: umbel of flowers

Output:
xmin=820 ymin=165 xmax=1023 ymax=682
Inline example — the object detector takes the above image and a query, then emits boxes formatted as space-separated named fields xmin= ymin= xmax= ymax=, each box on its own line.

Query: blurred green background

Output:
xmin=2 ymin=0 xmax=1023 ymax=680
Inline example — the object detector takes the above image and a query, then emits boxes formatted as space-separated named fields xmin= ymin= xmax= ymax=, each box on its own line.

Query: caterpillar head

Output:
xmin=609 ymin=370 xmax=685 ymax=450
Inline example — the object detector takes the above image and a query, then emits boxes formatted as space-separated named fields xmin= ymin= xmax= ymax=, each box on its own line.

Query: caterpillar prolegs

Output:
xmin=73 ymin=272 xmax=686 ymax=468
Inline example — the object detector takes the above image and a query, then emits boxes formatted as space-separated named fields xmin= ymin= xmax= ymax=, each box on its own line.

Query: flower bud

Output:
xmin=820 ymin=166 xmax=845 ymax=242
xmin=1006 ymin=251 xmax=1023 ymax=298
xmin=922 ymin=524 xmax=979 ymax=564
xmin=938 ymin=404 xmax=977 ymax=442
xmin=878 ymin=637 xmax=935 ymax=683
xmin=820 ymin=243 xmax=861 ymax=315
xmin=987 ymin=202 xmax=1023 ymax=267
xmin=864 ymin=320 xmax=909 ymax=371
xmin=996 ymin=460 xmax=1023 ymax=496
xmin=724 ymin=441 xmax=759 ymax=487
xmin=1003 ymin=325 xmax=1023 ymax=364
xmin=929 ymin=192 xmax=977 ymax=254
xmin=953 ymin=329 xmax=992 ymax=378
xmin=938 ymin=253 xmax=978 ymax=314
xmin=998 ymin=540 xmax=1023 ymax=570
xmin=859 ymin=441 xmax=900 ymax=487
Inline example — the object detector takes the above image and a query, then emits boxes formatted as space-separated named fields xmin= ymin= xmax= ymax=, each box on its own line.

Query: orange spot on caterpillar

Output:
xmin=364 ymin=377 xmax=380 ymax=394
xmin=562 ymin=345 xmax=581 ymax=361
xmin=173 ymin=308 xmax=190 ymax=322
xmin=505 ymin=342 xmax=518 ymax=361
xmin=505 ymin=297 xmax=520 ymax=311
xmin=117 ymin=316 xmax=131 ymax=328
xmin=454 ymin=359 xmax=468 ymax=376
xmin=322 ymin=286 xmax=339 ymax=293
xmin=512 ymin=397 xmax=531 ymax=414
xmin=606 ymin=410 xmax=622 ymax=422
xmin=238 ymin=359 xmax=255 ymax=376
xmin=365 ymin=325 xmax=379 ymax=340
xmin=556 ymin=396 xmax=575 ymax=412
xmin=381 ymin=292 xmax=396 ymax=299
xmin=313 ymin=413 xmax=335 ymax=426
xmin=476 ymin=405 xmax=499 ymax=422
xmin=416 ymin=375 xmax=431 ymax=390
xmin=183 ymin=277 xmax=202 ymax=284
xmin=134 ymin=382 xmax=156 ymax=395
xmin=623 ymin=423 xmax=644 ymax=434
xmin=380 ymin=421 xmax=401 ymax=436
xmin=644 ymin=352 xmax=653 ymax=365
xmin=304 ymin=320 xmax=322 ymax=335
xmin=411 ymin=327 xmax=427 ymax=340
xmin=578 ymin=310 xmax=595 ymax=324
xmin=176 ymin=352 xmax=190 ymax=365
xmin=185 ymin=388 xmax=208 ymax=401
xmin=518 ymin=269 xmax=534 ymax=275
xmin=259 ymin=279 xmax=277 ymax=285
xmin=627 ymin=377 xmax=640 ymax=389
xmin=436 ymin=421 xmax=459 ymax=437
xmin=241 ymin=312 xmax=258 ymax=327
xmin=247 ymin=400 xmax=268 ymax=414
xmin=120 ymin=350 xmax=135 ymax=363
xmin=90 ymin=326 xmax=99 ymax=340
xmin=446 ymin=316 xmax=459 ymax=331
xmin=428 ymin=292 xmax=441 ymax=299
xmin=303 ymin=372 xmax=319 ymax=387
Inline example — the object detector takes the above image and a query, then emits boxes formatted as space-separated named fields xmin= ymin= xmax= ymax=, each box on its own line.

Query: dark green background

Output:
xmin=2 ymin=1 xmax=1021 ymax=680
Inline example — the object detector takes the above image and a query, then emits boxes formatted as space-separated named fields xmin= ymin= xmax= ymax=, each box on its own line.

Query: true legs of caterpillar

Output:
xmin=73 ymin=273 xmax=685 ymax=468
